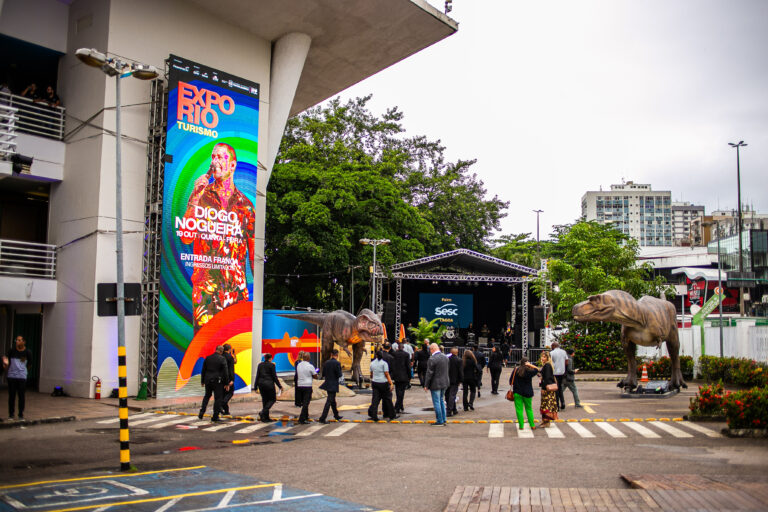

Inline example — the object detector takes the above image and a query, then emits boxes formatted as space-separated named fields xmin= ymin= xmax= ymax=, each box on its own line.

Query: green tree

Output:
xmin=491 ymin=233 xmax=548 ymax=269
xmin=535 ymin=221 xmax=669 ymax=326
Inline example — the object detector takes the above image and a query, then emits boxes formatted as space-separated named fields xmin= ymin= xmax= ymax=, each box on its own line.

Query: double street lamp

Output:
xmin=76 ymin=48 xmax=158 ymax=471
xmin=728 ymin=140 xmax=747 ymax=316
xmin=359 ymin=238 xmax=390 ymax=314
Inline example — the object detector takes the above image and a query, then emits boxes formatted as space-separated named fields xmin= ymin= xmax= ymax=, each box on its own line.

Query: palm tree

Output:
xmin=407 ymin=317 xmax=447 ymax=347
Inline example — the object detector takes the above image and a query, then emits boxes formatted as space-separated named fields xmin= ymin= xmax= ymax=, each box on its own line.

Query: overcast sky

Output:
xmin=337 ymin=0 xmax=768 ymax=241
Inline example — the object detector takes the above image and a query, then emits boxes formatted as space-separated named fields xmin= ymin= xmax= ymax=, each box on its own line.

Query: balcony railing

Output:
xmin=0 ymin=91 xmax=65 ymax=141
xmin=0 ymin=239 xmax=56 ymax=279
xmin=0 ymin=103 xmax=18 ymax=159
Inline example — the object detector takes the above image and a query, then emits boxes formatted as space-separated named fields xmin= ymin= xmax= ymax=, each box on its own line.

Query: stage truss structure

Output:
xmin=139 ymin=77 xmax=167 ymax=396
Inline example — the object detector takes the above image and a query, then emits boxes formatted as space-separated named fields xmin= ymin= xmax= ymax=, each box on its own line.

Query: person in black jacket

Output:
xmin=254 ymin=353 xmax=282 ymax=422
xmin=509 ymin=356 xmax=540 ymax=430
xmin=487 ymin=344 xmax=504 ymax=394
xmin=414 ymin=344 xmax=430 ymax=387
xmin=445 ymin=347 xmax=463 ymax=417
xmin=461 ymin=349 xmax=478 ymax=411
xmin=390 ymin=344 xmax=412 ymax=413
xmin=472 ymin=344 xmax=486 ymax=397
xmin=198 ymin=345 xmax=230 ymax=422
xmin=380 ymin=342 xmax=398 ymax=420
xmin=318 ymin=349 xmax=344 ymax=423
xmin=221 ymin=343 xmax=237 ymax=415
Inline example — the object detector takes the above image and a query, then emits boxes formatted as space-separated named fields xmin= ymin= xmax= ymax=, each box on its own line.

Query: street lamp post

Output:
xmin=703 ymin=220 xmax=725 ymax=357
xmin=359 ymin=238 xmax=390 ymax=314
xmin=533 ymin=209 xmax=543 ymax=261
xmin=728 ymin=140 xmax=747 ymax=316
xmin=75 ymin=48 xmax=158 ymax=472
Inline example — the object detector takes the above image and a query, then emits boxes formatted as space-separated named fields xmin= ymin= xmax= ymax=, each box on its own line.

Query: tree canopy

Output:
xmin=264 ymin=96 xmax=508 ymax=310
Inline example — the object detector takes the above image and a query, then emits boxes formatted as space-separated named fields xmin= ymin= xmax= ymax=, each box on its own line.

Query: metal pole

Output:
xmin=372 ymin=244 xmax=377 ymax=313
xmin=115 ymin=75 xmax=130 ymax=472
xmin=350 ymin=266 xmax=355 ymax=314
xmin=735 ymin=143 xmax=745 ymax=316
xmin=716 ymin=223 xmax=724 ymax=357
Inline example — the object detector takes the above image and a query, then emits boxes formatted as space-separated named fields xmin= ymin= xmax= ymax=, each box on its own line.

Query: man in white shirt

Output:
xmin=295 ymin=353 xmax=317 ymax=424
xmin=549 ymin=341 xmax=568 ymax=410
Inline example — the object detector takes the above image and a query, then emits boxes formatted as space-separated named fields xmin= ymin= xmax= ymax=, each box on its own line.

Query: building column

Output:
xmin=252 ymin=32 xmax=312 ymax=377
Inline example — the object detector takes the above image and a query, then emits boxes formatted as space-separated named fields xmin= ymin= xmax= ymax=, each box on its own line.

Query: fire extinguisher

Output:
xmin=92 ymin=376 xmax=101 ymax=399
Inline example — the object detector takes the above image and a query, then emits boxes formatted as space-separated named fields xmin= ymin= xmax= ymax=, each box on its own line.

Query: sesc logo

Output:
xmin=435 ymin=304 xmax=459 ymax=316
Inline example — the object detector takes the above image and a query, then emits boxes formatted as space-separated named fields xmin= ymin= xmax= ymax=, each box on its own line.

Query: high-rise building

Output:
xmin=581 ymin=181 xmax=672 ymax=246
xmin=672 ymin=201 xmax=705 ymax=246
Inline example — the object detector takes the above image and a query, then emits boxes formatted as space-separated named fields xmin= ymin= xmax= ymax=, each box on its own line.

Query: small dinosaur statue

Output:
xmin=278 ymin=309 xmax=383 ymax=385
xmin=572 ymin=290 xmax=686 ymax=390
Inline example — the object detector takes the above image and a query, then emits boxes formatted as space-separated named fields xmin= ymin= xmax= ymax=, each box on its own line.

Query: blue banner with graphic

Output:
xmin=418 ymin=293 xmax=473 ymax=328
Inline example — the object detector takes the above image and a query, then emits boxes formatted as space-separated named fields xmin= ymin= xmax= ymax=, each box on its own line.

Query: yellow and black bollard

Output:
xmin=118 ymin=345 xmax=130 ymax=471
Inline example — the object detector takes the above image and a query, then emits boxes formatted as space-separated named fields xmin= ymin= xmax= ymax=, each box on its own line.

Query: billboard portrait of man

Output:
xmin=181 ymin=142 xmax=255 ymax=332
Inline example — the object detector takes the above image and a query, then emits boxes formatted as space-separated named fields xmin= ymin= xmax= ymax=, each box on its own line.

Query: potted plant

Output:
xmin=408 ymin=317 xmax=447 ymax=347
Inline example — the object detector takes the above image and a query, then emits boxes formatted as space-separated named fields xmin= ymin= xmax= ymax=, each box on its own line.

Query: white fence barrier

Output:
xmin=636 ymin=325 xmax=768 ymax=364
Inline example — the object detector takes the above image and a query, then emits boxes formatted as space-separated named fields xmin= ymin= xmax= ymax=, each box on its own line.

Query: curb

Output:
xmin=0 ymin=416 xmax=76 ymax=429
xmin=721 ymin=428 xmax=768 ymax=438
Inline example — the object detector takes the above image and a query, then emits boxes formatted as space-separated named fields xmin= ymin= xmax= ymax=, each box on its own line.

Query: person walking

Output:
xmin=538 ymin=351 xmax=558 ymax=428
xmin=550 ymin=341 xmax=567 ymax=410
xmin=472 ymin=343 xmax=486 ymax=397
xmin=423 ymin=342 xmax=449 ymax=426
xmin=390 ymin=343 xmax=411 ymax=413
xmin=461 ymin=348 xmax=478 ymax=411
xmin=221 ymin=343 xmax=237 ymax=415
xmin=198 ymin=345 xmax=230 ymax=422
xmin=295 ymin=352 xmax=317 ymax=424
xmin=415 ymin=343 xmax=430 ymax=387
xmin=565 ymin=348 xmax=582 ymax=408
xmin=4 ymin=336 xmax=32 ymax=420
xmin=446 ymin=347 xmax=463 ymax=417
xmin=368 ymin=350 xmax=393 ymax=422
xmin=402 ymin=339 xmax=415 ymax=386
xmin=254 ymin=353 xmax=282 ymax=422
xmin=380 ymin=342 xmax=398 ymax=419
xmin=318 ymin=349 xmax=344 ymax=424
xmin=488 ymin=345 xmax=503 ymax=394
xmin=509 ymin=356 xmax=540 ymax=430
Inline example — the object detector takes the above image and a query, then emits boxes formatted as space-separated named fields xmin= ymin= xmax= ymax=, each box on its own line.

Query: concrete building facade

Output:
xmin=671 ymin=201 xmax=705 ymax=246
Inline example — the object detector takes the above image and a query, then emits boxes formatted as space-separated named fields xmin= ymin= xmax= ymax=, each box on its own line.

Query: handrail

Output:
xmin=0 ymin=104 xmax=19 ymax=159
xmin=0 ymin=91 xmax=65 ymax=141
xmin=0 ymin=238 xmax=56 ymax=279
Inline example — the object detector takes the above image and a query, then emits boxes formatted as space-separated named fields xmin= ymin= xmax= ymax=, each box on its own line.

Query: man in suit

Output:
xmin=414 ymin=343 xmax=430 ymax=387
xmin=445 ymin=346 xmax=463 ymax=417
xmin=318 ymin=349 xmax=344 ymax=424
xmin=423 ymin=341 xmax=449 ymax=426
xmin=471 ymin=343 xmax=486 ymax=398
xmin=221 ymin=343 xmax=237 ymax=415
xmin=390 ymin=343 xmax=412 ymax=413
xmin=198 ymin=345 xmax=230 ymax=422
xmin=380 ymin=342 xmax=398 ymax=420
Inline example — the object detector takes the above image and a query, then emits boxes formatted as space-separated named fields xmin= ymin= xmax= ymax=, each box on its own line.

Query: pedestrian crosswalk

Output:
xmin=98 ymin=413 xmax=721 ymax=441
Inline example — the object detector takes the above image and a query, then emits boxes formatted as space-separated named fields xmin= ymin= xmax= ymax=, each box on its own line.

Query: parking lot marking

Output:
xmin=97 ymin=412 xmax=154 ymax=424
xmin=235 ymin=422 xmax=271 ymax=434
xmin=516 ymin=425 xmax=535 ymax=438
xmin=593 ymin=421 xmax=626 ymax=438
xmin=678 ymin=422 xmax=721 ymax=437
xmin=0 ymin=466 xmax=206 ymax=490
xmin=296 ymin=424 xmax=326 ymax=437
xmin=544 ymin=423 xmax=565 ymax=438
xmin=622 ymin=421 xmax=660 ymax=438
xmin=325 ymin=423 xmax=358 ymax=437
xmin=648 ymin=421 xmax=693 ymax=438
xmin=149 ymin=416 xmax=196 ymax=429
xmin=488 ymin=423 xmax=504 ymax=438
xmin=566 ymin=422 xmax=595 ymax=438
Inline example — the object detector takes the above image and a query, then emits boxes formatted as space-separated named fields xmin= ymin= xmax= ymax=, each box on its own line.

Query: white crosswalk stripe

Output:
xmin=543 ymin=423 xmax=565 ymax=438
xmin=130 ymin=414 xmax=172 ymax=426
xmin=235 ymin=422 xmax=271 ymax=434
xmin=566 ymin=422 xmax=595 ymax=438
xmin=592 ymin=422 xmax=626 ymax=438
xmin=648 ymin=421 xmax=693 ymax=438
xmin=325 ymin=423 xmax=358 ymax=437
xmin=203 ymin=420 xmax=240 ymax=432
xmin=296 ymin=424 xmax=327 ymax=437
xmin=269 ymin=424 xmax=295 ymax=434
xmin=622 ymin=421 xmax=661 ymax=438
xmin=516 ymin=424 xmax=535 ymax=438
xmin=488 ymin=423 xmax=504 ymax=438
xmin=97 ymin=412 xmax=154 ymax=424
xmin=149 ymin=415 xmax=197 ymax=429
xmin=187 ymin=419 xmax=215 ymax=427
xmin=677 ymin=421 xmax=721 ymax=437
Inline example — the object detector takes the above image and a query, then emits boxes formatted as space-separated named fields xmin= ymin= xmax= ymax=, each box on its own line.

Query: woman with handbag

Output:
xmin=508 ymin=356 xmax=540 ymax=430
xmin=538 ymin=350 xmax=558 ymax=428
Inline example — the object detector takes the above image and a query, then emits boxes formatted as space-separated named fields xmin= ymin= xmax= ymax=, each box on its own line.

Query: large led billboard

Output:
xmin=157 ymin=55 xmax=260 ymax=397
xmin=418 ymin=293 xmax=473 ymax=328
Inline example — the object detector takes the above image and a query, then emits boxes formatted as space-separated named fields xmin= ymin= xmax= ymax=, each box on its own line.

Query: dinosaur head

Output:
xmin=355 ymin=308 xmax=384 ymax=342
xmin=572 ymin=294 xmax=616 ymax=323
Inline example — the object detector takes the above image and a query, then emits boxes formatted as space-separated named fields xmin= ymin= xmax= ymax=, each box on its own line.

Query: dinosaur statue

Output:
xmin=572 ymin=290 xmax=686 ymax=390
xmin=278 ymin=309 xmax=383 ymax=386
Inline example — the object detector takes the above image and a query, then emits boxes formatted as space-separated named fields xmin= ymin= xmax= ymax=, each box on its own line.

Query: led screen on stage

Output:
xmin=157 ymin=55 xmax=260 ymax=398
xmin=262 ymin=311 xmax=321 ymax=373
xmin=418 ymin=293 xmax=473 ymax=328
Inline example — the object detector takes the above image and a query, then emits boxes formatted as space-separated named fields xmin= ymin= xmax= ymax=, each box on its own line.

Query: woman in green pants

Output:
xmin=509 ymin=357 xmax=540 ymax=430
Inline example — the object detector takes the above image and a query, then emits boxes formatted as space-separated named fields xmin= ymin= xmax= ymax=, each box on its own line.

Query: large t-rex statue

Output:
xmin=572 ymin=290 xmax=686 ymax=390
xmin=278 ymin=309 xmax=383 ymax=385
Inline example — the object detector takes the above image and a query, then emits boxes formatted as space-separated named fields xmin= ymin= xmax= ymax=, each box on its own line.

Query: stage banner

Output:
xmin=418 ymin=293 xmax=474 ymax=328
xmin=262 ymin=311 xmax=321 ymax=373
xmin=157 ymin=55 xmax=260 ymax=398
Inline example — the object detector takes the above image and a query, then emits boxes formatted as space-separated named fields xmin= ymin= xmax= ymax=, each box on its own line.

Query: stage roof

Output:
xmin=389 ymin=249 xmax=538 ymax=277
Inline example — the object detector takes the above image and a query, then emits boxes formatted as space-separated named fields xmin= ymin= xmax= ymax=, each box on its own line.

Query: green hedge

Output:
xmin=723 ymin=387 xmax=768 ymax=429
xmin=636 ymin=356 xmax=694 ymax=380
xmin=698 ymin=356 xmax=768 ymax=388
xmin=559 ymin=331 xmax=626 ymax=371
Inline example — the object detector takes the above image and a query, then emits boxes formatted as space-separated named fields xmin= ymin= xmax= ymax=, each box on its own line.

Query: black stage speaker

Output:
xmin=533 ymin=305 xmax=546 ymax=330
xmin=382 ymin=300 xmax=396 ymax=325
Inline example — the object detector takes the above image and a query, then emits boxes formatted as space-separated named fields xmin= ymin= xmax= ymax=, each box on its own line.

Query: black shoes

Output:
xmin=298 ymin=420 xmax=310 ymax=424
xmin=318 ymin=419 xmax=329 ymax=424
xmin=335 ymin=416 xmax=344 ymax=421
xmin=198 ymin=411 xmax=204 ymax=420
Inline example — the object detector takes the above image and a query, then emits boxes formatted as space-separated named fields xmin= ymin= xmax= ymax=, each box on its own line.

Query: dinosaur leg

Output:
xmin=618 ymin=327 xmax=639 ymax=389
xmin=666 ymin=330 xmax=686 ymax=390
xmin=351 ymin=343 xmax=365 ymax=388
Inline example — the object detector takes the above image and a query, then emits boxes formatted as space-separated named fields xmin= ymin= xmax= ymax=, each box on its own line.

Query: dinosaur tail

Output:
xmin=277 ymin=312 xmax=327 ymax=326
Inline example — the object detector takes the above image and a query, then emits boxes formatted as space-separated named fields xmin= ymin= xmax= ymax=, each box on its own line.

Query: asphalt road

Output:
xmin=2 ymin=373 xmax=767 ymax=512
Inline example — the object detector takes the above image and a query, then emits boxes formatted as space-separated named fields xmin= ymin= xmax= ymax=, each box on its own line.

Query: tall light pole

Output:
xmin=76 ymin=48 xmax=158 ymax=472
xmin=533 ymin=209 xmax=543 ymax=261
xmin=729 ymin=140 xmax=747 ymax=316
xmin=703 ymin=220 xmax=725 ymax=356
xmin=359 ymin=238 xmax=390 ymax=314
